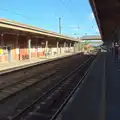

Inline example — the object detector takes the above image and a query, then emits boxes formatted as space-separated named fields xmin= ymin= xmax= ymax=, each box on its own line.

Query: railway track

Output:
xmin=0 ymin=54 xmax=97 ymax=120
xmin=0 ymin=54 xmax=83 ymax=102
xmin=0 ymin=53 xmax=81 ymax=90
xmin=5 ymin=55 xmax=96 ymax=120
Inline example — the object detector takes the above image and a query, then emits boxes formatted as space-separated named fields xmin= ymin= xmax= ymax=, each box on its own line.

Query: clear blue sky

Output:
xmin=0 ymin=0 xmax=99 ymax=37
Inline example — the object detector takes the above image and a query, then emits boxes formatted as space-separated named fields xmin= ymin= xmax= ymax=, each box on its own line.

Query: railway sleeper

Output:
xmin=25 ymin=112 xmax=51 ymax=120
xmin=36 ymin=98 xmax=58 ymax=114
xmin=0 ymin=71 xmax=57 ymax=102
xmin=4 ymin=56 xmax=94 ymax=120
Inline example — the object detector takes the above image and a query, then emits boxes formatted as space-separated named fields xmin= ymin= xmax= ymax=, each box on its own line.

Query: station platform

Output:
xmin=56 ymin=51 xmax=120 ymax=120
xmin=0 ymin=52 xmax=79 ymax=75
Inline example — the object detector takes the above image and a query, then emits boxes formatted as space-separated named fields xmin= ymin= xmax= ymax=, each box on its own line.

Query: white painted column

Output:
xmin=36 ymin=38 xmax=38 ymax=58
xmin=77 ymin=42 xmax=79 ymax=51
xmin=1 ymin=34 xmax=4 ymax=62
xmin=16 ymin=35 xmax=19 ymax=61
xmin=16 ymin=35 xmax=19 ymax=47
xmin=74 ymin=42 xmax=76 ymax=53
xmin=66 ymin=43 xmax=68 ymax=53
xmin=64 ymin=42 xmax=66 ymax=53
xmin=79 ymin=42 xmax=81 ymax=52
xmin=69 ymin=43 xmax=71 ymax=52
xmin=57 ymin=41 xmax=59 ymax=55
xmin=45 ymin=40 xmax=48 ymax=57
xmin=60 ymin=44 xmax=62 ymax=54
xmin=78 ymin=42 xmax=80 ymax=51
xmin=76 ymin=42 xmax=78 ymax=52
xmin=28 ymin=39 xmax=31 ymax=60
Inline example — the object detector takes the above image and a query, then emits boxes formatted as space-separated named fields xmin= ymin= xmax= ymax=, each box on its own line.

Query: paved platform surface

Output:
xmin=56 ymin=51 xmax=120 ymax=120
xmin=106 ymin=53 xmax=120 ymax=120
xmin=0 ymin=52 xmax=77 ymax=74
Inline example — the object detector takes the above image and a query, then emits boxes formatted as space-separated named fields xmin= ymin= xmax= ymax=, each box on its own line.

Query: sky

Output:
xmin=0 ymin=0 xmax=100 ymax=37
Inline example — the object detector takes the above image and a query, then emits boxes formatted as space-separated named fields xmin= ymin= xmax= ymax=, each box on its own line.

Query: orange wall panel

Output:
xmin=0 ymin=56 xmax=2 ymax=62
xmin=4 ymin=55 xmax=8 ymax=62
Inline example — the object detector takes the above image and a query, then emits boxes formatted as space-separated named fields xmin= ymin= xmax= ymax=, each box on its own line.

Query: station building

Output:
xmin=0 ymin=19 xmax=80 ymax=63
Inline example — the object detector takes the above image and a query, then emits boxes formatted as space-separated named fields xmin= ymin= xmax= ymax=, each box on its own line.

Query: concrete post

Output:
xmin=64 ymin=42 xmax=66 ymax=53
xmin=114 ymin=28 xmax=120 ymax=70
xmin=111 ymin=35 xmax=116 ymax=62
xmin=16 ymin=35 xmax=19 ymax=47
xmin=28 ymin=39 xmax=31 ymax=61
xmin=57 ymin=41 xmax=59 ymax=55
xmin=36 ymin=38 xmax=38 ymax=58
xmin=75 ymin=43 xmax=76 ymax=52
xmin=75 ymin=42 xmax=77 ymax=52
xmin=45 ymin=41 xmax=48 ymax=57
xmin=1 ymin=34 xmax=4 ymax=62
xmin=74 ymin=43 xmax=76 ymax=53
xmin=79 ymin=42 xmax=81 ymax=51
xmin=16 ymin=35 xmax=19 ymax=61
xmin=69 ymin=43 xmax=71 ymax=53
xmin=113 ymin=41 xmax=116 ymax=61
xmin=59 ymin=44 xmax=61 ymax=55
xmin=66 ymin=43 xmax=68 ymax=53
xmin=77 ymin=42 xmax=79 ymax=51
xmin=79 ymin=42 xmax=81 ymax=52
xmin=111 ymin=42 xmax=113 ymax=55
xmin=118 ymin=40 xmax=120 ymax=70
xmin=112 ymin=42 xmax=114 ymax=57
xmin=116 ymin=28 xmax=120 ymax=69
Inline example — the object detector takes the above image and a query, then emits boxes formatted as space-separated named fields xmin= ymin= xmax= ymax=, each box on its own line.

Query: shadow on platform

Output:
xmin=57 ymin=52 xmax=120 ymax=120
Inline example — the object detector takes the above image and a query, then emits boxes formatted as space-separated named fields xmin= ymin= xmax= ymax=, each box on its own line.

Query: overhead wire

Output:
xmin=58 ymin=0 xmax=98 ymax=36
xmin=0 ymin=1 xmax=78 ymax=23
xmin=0 ymin=7 xmax=31 ymax=20
xmin=0 ymin=1 xmax=98 ymax=35
xmin=59 ymin=0 xmax=83 ymax=36
xmin=59 ymin=0 xmax=72 ymax=12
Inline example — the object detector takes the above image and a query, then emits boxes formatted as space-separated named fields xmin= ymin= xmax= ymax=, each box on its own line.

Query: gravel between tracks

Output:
xmin=0 ymin=54 xmax=91 ymax=119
